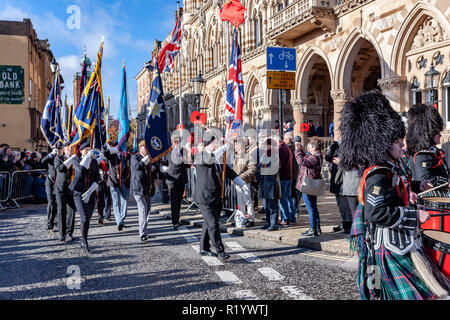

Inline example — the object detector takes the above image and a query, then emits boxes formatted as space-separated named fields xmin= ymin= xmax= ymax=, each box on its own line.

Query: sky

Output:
xmin=0 ymin=0 xmax=179 ymax=118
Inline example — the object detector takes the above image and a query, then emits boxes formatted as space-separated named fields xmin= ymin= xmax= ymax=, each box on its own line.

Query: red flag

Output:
xmin=219 ymin=0 xmax=246 ymax=28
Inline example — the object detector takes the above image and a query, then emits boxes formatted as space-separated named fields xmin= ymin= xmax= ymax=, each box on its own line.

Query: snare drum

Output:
xmin=420 ymin=196 xmax=450 ymax=233
xmin=422 ymin=230 xmax=450 ymax=279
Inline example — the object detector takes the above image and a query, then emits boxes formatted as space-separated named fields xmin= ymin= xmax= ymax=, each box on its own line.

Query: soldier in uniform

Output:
xmin=40 ymin=142 xmax=62 ymax=231
xmin=340 ymin=90 xmax=449 ymax=300
xmin=406 ymin=104 xmax=449 ymax=194
xmin=194 ymin=133 xmax=251 ymax=261
xmin=130 ymin=140 xmax=153 ymax=242
xmin=69 ymin=141 xmax=101 ymax=253
xmin=96 ymin=153 xmax=112 ymax=224
xmin=161 ymin=133 xmax=191 ymax=230
xmin=54 ymin=142 xmax=77 ymax=243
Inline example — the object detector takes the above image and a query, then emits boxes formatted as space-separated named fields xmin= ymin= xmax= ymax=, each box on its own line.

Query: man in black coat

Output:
xmin=69 ymin=141 xmax=101 ymax=252
xmin=130 ymin=140 xmax=153 ymax=242
xmin=54 ymin=142 xmax=77 ymax=243
xmin=41 ymin=143 xmax=62 ymax=230
xmin=161 ymin=133 xmax=191 ymax=230
xmin=194 ymin=134 xmax=250 ymax=261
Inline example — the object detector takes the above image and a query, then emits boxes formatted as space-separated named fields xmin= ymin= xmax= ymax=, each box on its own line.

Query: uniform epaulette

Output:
xmin=365 ymin=165 xmax=392 ymax=177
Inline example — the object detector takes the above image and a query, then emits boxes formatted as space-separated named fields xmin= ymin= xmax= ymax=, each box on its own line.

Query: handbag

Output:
xmin=300 ymin=176 xmax=326 ymax=196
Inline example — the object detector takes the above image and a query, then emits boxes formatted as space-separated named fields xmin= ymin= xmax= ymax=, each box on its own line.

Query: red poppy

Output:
xmin=176 ymin=124 xmax=185 ymax=130
xmin=300 ymin=123 xmax=310 ymax=133
xmin=190 ymin=111 xmax=207 ymax=125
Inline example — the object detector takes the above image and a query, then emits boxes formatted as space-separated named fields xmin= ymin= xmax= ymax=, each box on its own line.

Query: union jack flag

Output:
xmin=225 ymin=28 xmax=244 ymax=140
xmin=158 ymin=17 xmax=181 ymax=73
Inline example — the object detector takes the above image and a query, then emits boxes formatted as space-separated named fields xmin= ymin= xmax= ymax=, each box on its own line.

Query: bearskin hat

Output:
xmin=339 ymin=90 xmax=405 ymax=171
xmin=406 ymin=104 xmax=443 ymax=156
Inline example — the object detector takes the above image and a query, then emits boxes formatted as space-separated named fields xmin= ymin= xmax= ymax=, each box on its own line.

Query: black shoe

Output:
xmin=200 ymin=249 xmax=217 ymax=257
xmin=261 ymin=223 xmax=270 ymax=230
xmin=244 ymin=220 xmax=255 ymax=228
xmin=218 ymin=252 xmax=230 ymax=261
xmin=302 ymin=228 xmax=318 ymax=237
xmin=59 ymin=236 xmax=66 ymax=242
xmin=333 ymin=224 xmax=343 ymax=232
xmin=267 ymin=226 xmax=279 ymax=232
xmin=118 ymin=223 xmax=124 ymax=231
xmin=106 ymin=216 xmax=113 ymax=222
xmin=81 ymin=242 xmax=90 ymax=252
xmin=98 ymin=218 xmax=103 ymax=225
xmin=47 ymin=224 xmax=54 ymax=230
xmin=141 ymin=235 xmax=148 ymax=242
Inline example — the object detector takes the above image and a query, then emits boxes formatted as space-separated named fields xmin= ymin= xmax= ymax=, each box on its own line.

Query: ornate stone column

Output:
xmin=330 ymin=89 xmax=352 ymax=141
xmin=292 ymin=98 xmax=308 ymax=146
xmin=377 ymin=77 xmax=407 ymax=113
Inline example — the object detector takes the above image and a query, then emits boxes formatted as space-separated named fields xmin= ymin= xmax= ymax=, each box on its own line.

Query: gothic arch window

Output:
xmin=254 ymin=11 xmax=262 ymax=48
xmin=411 ymin=77 xmax=422 ymax=106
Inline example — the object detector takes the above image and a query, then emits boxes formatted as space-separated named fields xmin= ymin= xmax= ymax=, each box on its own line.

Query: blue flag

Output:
xmin=133 ymin=131 xmax=138 ymax=153
xmin=71 ymin=40 xmax=104 ymax=147
xmin=118 ymin=63 xmax=130 ymax=152
xmin=144 ymin=64 xmax=171 ymax=162
xmin=41 ymin=72 xmax=63 ymax=147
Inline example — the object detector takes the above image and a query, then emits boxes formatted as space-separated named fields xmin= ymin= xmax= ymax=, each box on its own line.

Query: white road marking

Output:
xmin=257 ymin=267 xmax=285 ymax=281
xmin=177 ymin=226 xmax=199 ymax=243
xmin=225 ymin=241 xmax=262 ymax=263
xmin=191 ymin=245 xmax=223 ymax=266
xmin=216 ymin=271 xmax=243 ymax=285
xmin=281 ymin=286 xmax=314 ymax=300
xmin=234 ymin=290 xmax=258 ymax=300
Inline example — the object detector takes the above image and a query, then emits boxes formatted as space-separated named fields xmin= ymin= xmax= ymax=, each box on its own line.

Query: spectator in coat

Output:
xmin=307 ymin=120 xmax=316 ymax=137
xmin=315 ymin=122 xmax=324 ymax=137
xmin=278 ymin=136 xmax=295 ymax=225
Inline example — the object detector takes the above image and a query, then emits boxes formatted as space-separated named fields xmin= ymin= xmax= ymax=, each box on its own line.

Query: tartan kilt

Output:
xmin=358 ymin=243 xmax=434 ymax=300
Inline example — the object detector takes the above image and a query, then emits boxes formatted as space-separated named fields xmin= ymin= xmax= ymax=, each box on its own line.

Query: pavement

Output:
xmin=153 ymin=192 xmax=353 ymax=257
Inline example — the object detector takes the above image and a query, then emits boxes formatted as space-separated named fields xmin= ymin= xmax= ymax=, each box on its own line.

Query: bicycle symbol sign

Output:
xmin=266 ymin=47 xmax=296 ymax=72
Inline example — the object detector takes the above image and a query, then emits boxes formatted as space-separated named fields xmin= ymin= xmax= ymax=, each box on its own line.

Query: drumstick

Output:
xmin=417 ymin=182 xmax=449 ymax=197
xmin=423 ymin=207 xmax=450 ymax=213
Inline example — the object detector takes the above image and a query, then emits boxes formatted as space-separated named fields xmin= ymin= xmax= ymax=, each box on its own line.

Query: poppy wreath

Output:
xmin=190 ymin=111 xmax=207 ymax=126
xmin=300 ymin=123 xmax=310 ymax=133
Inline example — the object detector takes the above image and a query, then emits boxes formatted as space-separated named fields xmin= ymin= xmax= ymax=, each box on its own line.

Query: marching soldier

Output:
xmin=406 ymin=104 xmax=449 ymax=194
xmin=161 ymin=133 xmax=191 ymax=230
xmin=194 ymin=133 xmax=251 ymax=261
xmin=69 ymin=141 xmax=101 ymax=253
xmin=54 ymin=142 xmax=76 ymax=243
xmin=40 ymin=142 xmax=62 ymax=231
xmin=96 ymin=154 xmax=112 ymax=224
xmin=130 ymin=141 xmax=153 ymax=242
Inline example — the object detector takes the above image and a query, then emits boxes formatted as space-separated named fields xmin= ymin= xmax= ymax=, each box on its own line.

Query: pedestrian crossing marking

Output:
xmin=233 ymin=290 xmax=258 ymax=300
xmin=257 ymin=267 xmax=285 ymax=281
xmin=224 ymin=241 xmax=262 ymax=263
xmin=191 ymin=245 xmax=223 ymax=266
xmin=281 ymin=286 xmax=314 ymax=300
xmin=215 ymin=271 xmax=243 ymax=285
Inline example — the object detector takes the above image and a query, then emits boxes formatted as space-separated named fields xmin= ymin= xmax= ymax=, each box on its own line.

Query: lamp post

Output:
xmin=425 ymin=62 xmax=440 ymax=109
xmin=191 ymin=71 xmax=206 ymax=111
xmin=50 ymin=58 xmax=58 ymax=74
xmin=300 ymin=99 xmax=308 ymax=148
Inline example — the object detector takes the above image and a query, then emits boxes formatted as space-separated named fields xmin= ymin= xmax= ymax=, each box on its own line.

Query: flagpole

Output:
xmin=177 ymin=1 xmax=183 ymax=128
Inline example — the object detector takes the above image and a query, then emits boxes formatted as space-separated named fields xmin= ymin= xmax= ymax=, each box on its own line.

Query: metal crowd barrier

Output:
xmin=9 ymin=169 xmax=47 ymax=208
xmin=0 ymin=171 xmax=11 ymax=209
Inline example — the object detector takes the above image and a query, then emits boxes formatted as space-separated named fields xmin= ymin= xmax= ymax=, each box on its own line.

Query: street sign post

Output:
xmin=266 ymin=47 xmax=297 ymax=138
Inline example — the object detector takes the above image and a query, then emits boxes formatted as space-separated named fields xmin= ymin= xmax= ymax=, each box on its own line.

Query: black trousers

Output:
xmin=199 ymin=201 xmax=225 ymax=254
xmin=169 ymin=183 xmax=184 ymax=225
xmin=55 ymin=192 xmax=75 ymax=237
xmin=45 ymin=181 xmax=57 ymax=227
xmin=96 ymin=184 xmax=111 ymax=220
xmin=74 ymin=192 xmax=96 ymax=223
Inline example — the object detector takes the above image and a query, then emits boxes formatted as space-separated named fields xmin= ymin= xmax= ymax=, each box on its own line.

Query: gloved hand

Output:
xmin=51 ymin=149 xmax=58 ymax=156
xmin=80 ymin=151 xmax=94 ymax=169
xmin=141 ymin=155 xmax=150 ymax=165
xmin=63 ymin=154 xmax=77 ymax=169
xmin=82 ymin=182 xmax=99 ymax=203
xmin=160 ymin=165 xmax=169 ymax=173
xmin=86 ymin=150 xmax=95 ymax=159
xmin=108 ymin=146 xmax=119 ymax=155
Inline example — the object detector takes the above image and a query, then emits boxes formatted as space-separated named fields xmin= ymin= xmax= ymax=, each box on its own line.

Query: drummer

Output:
xmin=406 ymin=104 xmax=450 ymax=194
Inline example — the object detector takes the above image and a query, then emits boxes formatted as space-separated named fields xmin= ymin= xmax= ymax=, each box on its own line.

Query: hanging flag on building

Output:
xmin=225 ymin=27 xmax=244 ymax=140
xmin=158 ymin=16 xmax=181 ymax=73
xmin=71 ymin=39 xmax=104 ymax=147
xmin=219 ymin=0 xmax=246 ymax=28
xmin=118 ymin=62 xmax=130 ymax=152
xmin=40 ymin=71 xmax=64 ymax=147
xmin=144 ymin=64 xmax=172 ymax=162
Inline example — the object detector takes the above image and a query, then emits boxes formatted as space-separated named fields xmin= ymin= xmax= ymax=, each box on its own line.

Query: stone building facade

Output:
xmin=146 ymin=0 xmax=450 ymax=142
xmin=0 ymin=18 xmax=59 ymax=151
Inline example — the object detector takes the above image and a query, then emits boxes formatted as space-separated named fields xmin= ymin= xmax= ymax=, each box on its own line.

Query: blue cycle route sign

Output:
xmin=266 ymin=47 xmax=296 ymax=72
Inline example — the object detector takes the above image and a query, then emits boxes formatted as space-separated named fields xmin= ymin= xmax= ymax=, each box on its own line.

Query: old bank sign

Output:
xmin=0 ymin=66 xmax=25 ymax=105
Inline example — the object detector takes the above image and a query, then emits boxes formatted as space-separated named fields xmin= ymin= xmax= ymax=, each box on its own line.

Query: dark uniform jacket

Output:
xmin=410 ymin=147 xmax=449 ymax=193
xmin=103 ymin=150 xmax=131 ymax=189
xmin=41 ymin=153 xmax=56 ymax=185
xmin=362 ymin=161 xmax=418 ymax=255
xmin=325 ymin=141 xmax=341 ymax=195
xmin=163 ymin=147 xmax=190 ymax=188
xmin=130 ymin=154 xmax=153 ymax=196
xmin=69 ymin=156 xmax=101 ymax=194
xmin=193 ymin=151 xmax=238 ymax=205
xmin=54 ymin=155 xmax=74 ymax=194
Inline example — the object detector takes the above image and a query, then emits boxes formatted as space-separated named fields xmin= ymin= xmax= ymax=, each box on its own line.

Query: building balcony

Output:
xmin=268 ymin=0 xmax=337 ymax=41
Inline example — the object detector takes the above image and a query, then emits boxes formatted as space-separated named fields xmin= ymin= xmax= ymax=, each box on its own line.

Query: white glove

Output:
xmin=63 ymin=154 xmax=77 ymax=169
xmin=141 ymin=155 xmax=150 ymax=165
xmin=233 ymin=176 xmax=246 ymax=188
xmin=51 ymin=149 xmax=58 ymax=156
xmin=160 ymin=165 xmax=169 ymax=173
xmin=108 ymin=146 xmax=119 ymax=155
xmin=82 ymin=182 xmax=99 ymax=203
xmin=80 ymin=153 xmax=93 ymax=169
xmin=96 ymin=154 xmax=106 ymax=164
xmin=213 ymin=145 xmax=228 ymax=159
